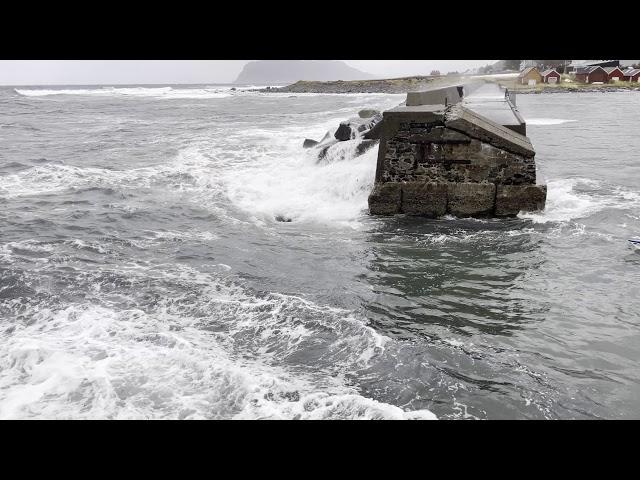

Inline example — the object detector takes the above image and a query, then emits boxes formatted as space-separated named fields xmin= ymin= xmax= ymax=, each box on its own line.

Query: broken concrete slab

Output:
xmin=401 ymin=182 xmax=448 ymax=217
xmin=495 ymin=184 xmax=547 ymax=216
xmin=446 ymin=182 xmax=496 ymax=217
xmin=406 ymin=85 xmax=464 ymax=107
xmin=368 ymin=182 xmax=402 ymax=215
xmin=444 ymin=104 xmax=535 ymax=158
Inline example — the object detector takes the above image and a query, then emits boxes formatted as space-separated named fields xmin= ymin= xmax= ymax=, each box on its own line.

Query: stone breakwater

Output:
xmin=368 ymin=103 xmax=546 ymax=217
xmin=259 ymin=76 xmax=460 ymax=94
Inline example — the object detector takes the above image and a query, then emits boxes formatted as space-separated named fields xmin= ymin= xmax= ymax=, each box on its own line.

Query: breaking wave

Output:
xmin=520 ymin=178 xmax=640 ymax=223
xmin=525 ymin=118 xmax=577 ymax=125
xmin=0 ymin=261 xmax=436 ymax=420
xmin=14 ymin=86 xmax=267 ymax=100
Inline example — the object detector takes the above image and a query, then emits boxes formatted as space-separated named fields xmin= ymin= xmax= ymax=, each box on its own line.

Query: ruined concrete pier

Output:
xmin=368 ymin=82 xmax=546 ymax=217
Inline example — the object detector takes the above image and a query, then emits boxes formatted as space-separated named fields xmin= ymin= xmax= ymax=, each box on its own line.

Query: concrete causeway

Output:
xmin=463 ymin=83 xmax=527 ymax=135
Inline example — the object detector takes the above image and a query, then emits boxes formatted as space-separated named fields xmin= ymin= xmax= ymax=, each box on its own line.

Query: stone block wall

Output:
xmin=368 ymin=104 xmax=546 ymax=217
xmin=380 ymin=123 xmax=536 ymax=186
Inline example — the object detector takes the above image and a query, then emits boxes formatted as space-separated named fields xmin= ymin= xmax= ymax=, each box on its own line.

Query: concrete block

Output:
xmin=368 ymin=182 xmax=402 ymax=215
xmin=444 ymin=105 xmax=535 ymax=158
xmin=495 ymin=184 xmax=547 ymax=216
xmin=447 ymin=182 xmax=496 ymax=217
xmin=401 ymin=182 xmax=448 ymax=217
xmin=406 ymin=86 xmax=464 ymax=107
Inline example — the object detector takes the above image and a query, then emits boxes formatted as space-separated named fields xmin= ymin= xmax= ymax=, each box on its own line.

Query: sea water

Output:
xmin=1 ymin=85 xmax=639 ymax=419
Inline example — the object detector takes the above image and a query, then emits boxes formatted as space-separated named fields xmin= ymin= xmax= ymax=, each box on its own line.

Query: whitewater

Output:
xmin=1 ymin=84 xmax=640 ymax=419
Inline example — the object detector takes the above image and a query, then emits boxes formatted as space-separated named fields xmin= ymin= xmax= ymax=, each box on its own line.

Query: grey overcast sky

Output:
xmin=0 ymin=60 xmax=496 ymax=86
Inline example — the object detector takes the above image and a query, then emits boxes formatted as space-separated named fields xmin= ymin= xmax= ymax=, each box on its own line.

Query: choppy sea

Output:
xmin=1 ymin=84 xmax=639 ymax=419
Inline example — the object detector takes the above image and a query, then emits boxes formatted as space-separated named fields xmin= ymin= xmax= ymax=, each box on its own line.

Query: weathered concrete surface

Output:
xmin=463 ymin=83 xmax=527 ymax=136
xmin=495 ymin=184 xmax=547 ymax=216
xmin=363 ymin=121 xmax=384 ymax=140
xmin=401 ymin=182 xmax=448 ymax=217
xmin=444 ymin=105 xmax=535 ymax=158
xmin=376 ymin=117 xmax=536 ymax=186
xmin=406 ymin=86 xmax=464 ymax=107
xmin=368 ymin=182 xmax=401 ymax=215
xmin=446 ymin=182 xmax=496 ymax=217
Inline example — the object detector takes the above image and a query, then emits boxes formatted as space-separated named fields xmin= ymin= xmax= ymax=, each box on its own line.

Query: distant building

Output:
xmin=518 ymin=67 xmax=543 ymax=85
xmin=620 ymin=60 xmax=640 ymax=68
xmin=623 ymin=68 xmax=640 ymax=82
xmin=540 ymin=69 xmax=561 ymax=84
xmin=573 ymin=66 xmax=608 ymax=84
xmin=430 ymin=70 xmax=441 ymax=76
xmin=567 ymin=60 xmax=620 ymax=73
xmin=520 ymin=60 xmax=570 ymax=72
xmin=604 ymin=67 xmax=625 ymax=82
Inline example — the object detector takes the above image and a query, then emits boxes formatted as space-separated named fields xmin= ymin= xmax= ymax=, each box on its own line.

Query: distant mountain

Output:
xmin=234 ymin=60 xmax=375 ymax=85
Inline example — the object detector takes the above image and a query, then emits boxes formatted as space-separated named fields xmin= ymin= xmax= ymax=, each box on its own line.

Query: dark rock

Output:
xmin=303 ymin=139 xmax=319 ymax=148
xmin=275 ymin=215 xmax=292 ymax=222
xmin=317 ymin=140 xmax=339 ymax=161
xmin=334 ymin=114 xmax=383 ymax=141
xmin=335 ymin=123 xmax=354 ymax=141
xmin=230 ymin=87 xmax=236 ymax=91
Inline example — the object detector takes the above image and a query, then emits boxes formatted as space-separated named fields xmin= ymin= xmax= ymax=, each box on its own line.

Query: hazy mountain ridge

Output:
xmin=234 ymin=60 xmax=375 ymax=84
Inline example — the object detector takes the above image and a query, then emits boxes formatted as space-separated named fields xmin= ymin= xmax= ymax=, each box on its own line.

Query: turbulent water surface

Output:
xmin=1 ymin=85 xmax=639 ymax=419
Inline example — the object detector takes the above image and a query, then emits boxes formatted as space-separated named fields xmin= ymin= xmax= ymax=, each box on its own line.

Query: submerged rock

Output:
xmin=275 ymin=215 xmax=292 ymax=222
xmin=358 ymin=109 xmax=380 ymax=118
xmin=317 ymin=140 xmax=339 ymax=161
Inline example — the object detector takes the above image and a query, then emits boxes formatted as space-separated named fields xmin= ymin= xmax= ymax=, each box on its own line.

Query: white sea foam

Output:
xmin=520 ymin=178 xmax=640 ymax=224
xmin=14 ymin=86 xmax=255 ymax=100
xmin=520 ymin=179 xmax=598 ymax=223
xmin=0 ymin=264 xmax=435 ymax=420
xmin=202 ymin=106 xmax=405 ymax=227
xmin=525 ymin=118 xmax=577 ymax=126
xmin=222 ymin=144 xmax=378 ymax=227
xmin=146 ymin=229 xmax=219 ymax=243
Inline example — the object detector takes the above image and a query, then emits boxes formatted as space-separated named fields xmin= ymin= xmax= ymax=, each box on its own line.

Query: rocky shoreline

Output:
xmin=256 ymin=76 xmax=463 ymax=94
